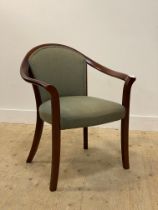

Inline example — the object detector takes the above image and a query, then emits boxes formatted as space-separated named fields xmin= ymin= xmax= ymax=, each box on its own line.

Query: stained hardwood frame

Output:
xmin=20 ymin=43 xmax=136 ymax=191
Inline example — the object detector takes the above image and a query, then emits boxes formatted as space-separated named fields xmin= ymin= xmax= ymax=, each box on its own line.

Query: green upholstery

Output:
xmin=28 ymin=46 xmax=87 ymax=102
xmin=39 ymin=96 xmax=125 ymax=129
xmin=28 ymin=46 xmax=125 ymax=130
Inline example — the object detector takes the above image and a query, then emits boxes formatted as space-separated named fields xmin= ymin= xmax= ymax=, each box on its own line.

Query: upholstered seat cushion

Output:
xmin=39 ymin=96 xmax=125 ymax=130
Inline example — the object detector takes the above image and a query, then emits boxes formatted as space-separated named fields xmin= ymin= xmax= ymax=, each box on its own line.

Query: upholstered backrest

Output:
xmin=28 ymin=45 xmax=87 ymax=102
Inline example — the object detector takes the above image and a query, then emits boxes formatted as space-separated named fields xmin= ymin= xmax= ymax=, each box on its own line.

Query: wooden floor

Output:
xmin=0 ymin=123 xmax=158 ymax=210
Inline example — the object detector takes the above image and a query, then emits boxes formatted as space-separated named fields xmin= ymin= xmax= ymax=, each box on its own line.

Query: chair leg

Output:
xmin=121 ymin=116 xmax=130 ymax=169
xmin=50 ymin=125 xmax=61 ymax=191
xmin=26 ymin=116 xmax=44 ymax=163
xmin=83 ymin=127 xmax=88 ymax=149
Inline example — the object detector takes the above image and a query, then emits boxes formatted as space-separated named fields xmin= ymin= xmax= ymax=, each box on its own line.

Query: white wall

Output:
xmin=0 ymin=0 xmax=158 ymax=130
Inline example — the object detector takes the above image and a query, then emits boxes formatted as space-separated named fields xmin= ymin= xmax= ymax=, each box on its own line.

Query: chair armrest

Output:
xmin=86 ymin=58 xmax=136 ymax=111
xmin=86 ymin=58 xmax=131 ymax=81
xmin=20 ymin=61 xmax=60 ymax=127
xmin=20 ymin=62 xmax=59 ymax=98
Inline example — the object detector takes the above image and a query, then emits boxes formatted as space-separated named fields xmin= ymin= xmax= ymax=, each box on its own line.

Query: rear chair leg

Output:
xmin=27 ymin=116 xmax=44 ymax=163
xmin=83 ymin=127 xmax=88 ymax=149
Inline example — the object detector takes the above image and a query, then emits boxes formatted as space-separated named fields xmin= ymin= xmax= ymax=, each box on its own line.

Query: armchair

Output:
xmin=20 ymin=43 xmax=136 ymax=191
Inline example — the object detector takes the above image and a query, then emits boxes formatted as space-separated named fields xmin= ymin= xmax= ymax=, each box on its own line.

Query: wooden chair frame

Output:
xmin=20 ymin=43 xmax=136 ymax=191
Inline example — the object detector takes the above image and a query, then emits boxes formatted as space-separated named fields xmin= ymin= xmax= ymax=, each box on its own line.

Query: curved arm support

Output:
xmin=86 ymin=58 xmax=129 ymax=81
xmin=20 ymin=60 xmax=60 ymax=125
xmin=122 ymin=76 xmax=136 ymax=113
xmin=21 ymin=57 xmax=61 ymax=191
xmin=86 ymin=58 xmax=136 ymax=110
xmin=121 ymin=76 xmax=136 ymax=169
